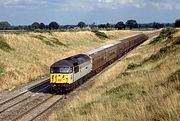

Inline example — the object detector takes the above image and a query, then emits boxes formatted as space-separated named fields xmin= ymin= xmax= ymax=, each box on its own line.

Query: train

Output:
xmin=50 ymin=33 xmax=149 ymax=92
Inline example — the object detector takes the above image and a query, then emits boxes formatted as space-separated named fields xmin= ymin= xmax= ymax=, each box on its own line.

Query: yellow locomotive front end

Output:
xmin=50 ymin=67 xmax=73 ymax=88
xmin=50 ymin=74 xmax=71 ymax=84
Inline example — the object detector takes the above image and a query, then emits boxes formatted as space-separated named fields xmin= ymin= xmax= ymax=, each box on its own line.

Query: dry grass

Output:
xmin=48 ymin=29 xmax=180 ymax=121
xmin=174 ymin=31 xmax=180 ymax=37
xmin=0 ymin=30 xmax=141 ymax=93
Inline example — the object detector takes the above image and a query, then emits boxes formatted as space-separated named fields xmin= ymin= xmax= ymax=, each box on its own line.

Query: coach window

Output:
xmin=74 ymin=66 xmax=79 ymax=73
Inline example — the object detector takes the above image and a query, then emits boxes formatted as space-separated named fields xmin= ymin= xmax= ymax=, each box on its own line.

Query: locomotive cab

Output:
xmin=50 ymin=54 xmax=92 ymax=90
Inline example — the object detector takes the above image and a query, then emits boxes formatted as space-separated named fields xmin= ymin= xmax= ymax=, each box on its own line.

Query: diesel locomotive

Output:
xmin=50 ymin=34 xmax=148 ymax=91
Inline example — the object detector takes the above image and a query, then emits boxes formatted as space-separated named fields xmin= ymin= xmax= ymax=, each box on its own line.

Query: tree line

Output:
xmin=0 ymin=19 xmax=179 ymax=30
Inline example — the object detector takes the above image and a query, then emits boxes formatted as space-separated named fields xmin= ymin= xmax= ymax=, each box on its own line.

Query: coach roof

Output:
xmin=51 ymin=54 xmax=91 ymax=67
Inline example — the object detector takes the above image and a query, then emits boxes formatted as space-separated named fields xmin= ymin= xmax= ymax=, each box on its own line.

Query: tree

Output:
xmin=77 ymin=21 xmax=86 ymax=28
xmin=153 ymin=22 xmax=164 ymax=29
xmin=153 ymin=22 xmax=159 ymax=29
xmin=31 ymin=22 xmax=40 ymax=29
xmin=115 ymin=21 xmax=125 ymax=30
xmin=0 ymin=21 xmax=11 ymax=30
xmin=98 ymin=24 xmax=107 ymax=29
xmin=126 ymin=20 xmax=138 ymax=30
xmin=175 ymin=19 xmax=180 ymax=27
xmin=106 ymin=23 xmax=111 ymax=28
xmin=49 ymin=21 xmax=59 ymax=30
xmin=39 ymin=23 xmax=45 ymax=29
xmin=91 ymin=22 xmax=97 ymax=29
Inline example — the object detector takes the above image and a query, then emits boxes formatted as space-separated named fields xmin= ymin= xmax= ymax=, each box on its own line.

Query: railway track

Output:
xmin=0 ymin=84 xmax=50 ymax=113
xmin=0 ymin=80 xmax=49 ymax=106
xmin=12 ymin=95 xmax=65 ymax=121
xmin=147 ymin=30 xmax=161 ymax=39
xmin=0 ymin=80 xmax=51 ymax=121
xmin=0 ymin=31 xmax=160 ymax=121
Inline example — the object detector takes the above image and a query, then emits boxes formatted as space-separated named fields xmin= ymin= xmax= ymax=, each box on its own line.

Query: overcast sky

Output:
xmin=0 ymin=0 xmax=180 ymax=25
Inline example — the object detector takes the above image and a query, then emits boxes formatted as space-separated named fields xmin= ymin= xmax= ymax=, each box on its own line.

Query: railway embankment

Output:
xmin=48 ymin=28 xmax=180 ymax=121
xmin=0 ymin=30 xmax=141 ymax=93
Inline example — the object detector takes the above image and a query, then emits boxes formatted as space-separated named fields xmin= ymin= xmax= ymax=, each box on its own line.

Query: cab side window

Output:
xmin=74 ymin=66 xmax=79 ymax=73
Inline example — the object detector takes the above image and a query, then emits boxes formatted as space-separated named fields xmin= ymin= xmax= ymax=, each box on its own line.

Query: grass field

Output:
xmin=48 ymin=28 xmax=180 ymax=121
xmin=0 ymin=30 xmax=142 ymax=93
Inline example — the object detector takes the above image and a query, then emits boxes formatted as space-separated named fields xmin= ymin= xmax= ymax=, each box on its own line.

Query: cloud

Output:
xmin=98 ymin=0 xmax=113 ymax=3
xmin=47 ymin=0 xmax=96 ymax=13
xmin=0 ymin=0 xmax=95 ymax=12
xmin=150 ymin=0 xmax=179 ymax=10
xmin=97 ymin=0 xmax=180 ymax=9
xmin=0 ymin=0 xmax=47 ymax=7
xmin=176 ymin=3 xmax=180 ymax=9
xmin=0 ymin=0 xmax=20 ymax=5
xmin=97 ymin=0 xmax=146 ymax=9
xmin=0 ymin=0 xmax=180 ymax=10
xmin=98 ymin=0 xmax=133 ymax=4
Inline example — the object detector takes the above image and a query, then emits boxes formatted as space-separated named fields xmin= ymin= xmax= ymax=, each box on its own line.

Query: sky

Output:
xmin=0 ymin=0 xmax=180 ymax=25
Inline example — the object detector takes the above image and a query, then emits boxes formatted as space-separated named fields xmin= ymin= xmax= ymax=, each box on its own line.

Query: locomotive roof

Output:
xmin=51 ymin=54 xmax=90 ymax=67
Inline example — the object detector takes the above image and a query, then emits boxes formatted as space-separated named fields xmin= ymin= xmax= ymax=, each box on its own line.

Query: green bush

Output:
xmin=50 ymin=38 xmax=67 ymax=47
xmin=167 ymin=69 xmax=180 ymax=83
xmin=42 ymin=38 xmax=67 ymax=47
xmin=0 ymin=64 xmax=4 ymax=75
xmin=0 ymin=64 xmax=4 ymax=82
xmin=105 ymin=83 xmax=146 ymax=100
xmin=0 ymin=36 xmax=14 ymax=52
xmin=143 ymin=45 xmax=173 ymax=63
xmin=33 ymin=35 xmax=47 ymax=40
xmin=144 ymin=50 xmax=164 ymax=62
xmin=92 ymin=30 xmax=109 ymax=39
xmin=43 ymin=40 xmax=55 ymax=47
xmin=158 ymin=69 xmax=180 ymax=92
xmin=150 ymin=28 xmax=178 ymax=44
xmin=117 ymin=72 xmax=131 ymax=79
xmin=127 ymin=63 xmax=141 ymax=70
xmin=173 ymin=37 xmax=180 ymax=45
xmin=159 ymin=47 xmax=168 ymax=53
xmin=33 ymin=35 xmax=67 ymax=47
xmin=79 ymin=101 xmax=99 ymax=115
